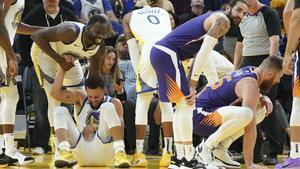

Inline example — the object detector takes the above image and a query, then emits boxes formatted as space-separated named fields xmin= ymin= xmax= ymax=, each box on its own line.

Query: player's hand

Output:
xmin=282 ymin=55 xmax=293 ymax=75
xmin=185 ymin=87 xmax=196 ymax=106
xmin=59 ymin=59 xmax=74 ymax=71
xmin=7 ymin=58 xmax=18 ymax=79
xmin=259 ymin=95 xmax=273 ymax=116
xmin=247 ymin=164 xmax=269 ymax=169
xmin=82 ymin=125 xmax=95 ymax=141
xmin=113 ymin=81 xmax=124 ymax=95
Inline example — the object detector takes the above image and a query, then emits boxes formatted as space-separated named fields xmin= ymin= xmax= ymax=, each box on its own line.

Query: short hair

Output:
xmin=228 ymin=0 xmax=248 ymax=7
xmin=85 ymin=76 xmax=105 ymax=89
xmin=87 ymin=14 xmax=114 ymax=38
xmin=259 ymin=55 xmax=283 ymax=71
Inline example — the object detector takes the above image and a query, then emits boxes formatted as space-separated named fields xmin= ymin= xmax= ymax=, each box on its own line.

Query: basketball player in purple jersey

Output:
xmin=149 ymin=0 xmax=248 ymax=168
xmin=193 ymin=56 xmax=283 ymax=169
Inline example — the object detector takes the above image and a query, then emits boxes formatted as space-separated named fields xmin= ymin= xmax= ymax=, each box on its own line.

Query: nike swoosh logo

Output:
xmin=282 ymin=162 xmax=293 ymax=168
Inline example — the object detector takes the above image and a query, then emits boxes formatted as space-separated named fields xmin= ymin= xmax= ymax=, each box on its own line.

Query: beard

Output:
xmin=227 ymin=11 xmax=241 ymax=26
xmin=259 ymin=80 xmax=273 ymax=94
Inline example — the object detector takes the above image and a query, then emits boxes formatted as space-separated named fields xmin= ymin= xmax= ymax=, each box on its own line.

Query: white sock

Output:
xmin=184 ymin=144 xmax=194 ymax=161
xmin=290 ymin=142 xmax=300 ymax=158
xmin=53 ymin=134 xmax=59 ymax=151
xmin=58 ymin=141 xmax=70 ymax=152
xmin=175 ymin=143 xmax=184 ymax=160
xmin=113 ymin=140 xmax=125 ymax=154
xmin=0 ymin=134 xmax=4 ymax=154
xmin=136 ymin=139 xmax=144 ymax=153
xmin=164 ymin=137 xmax=173 ymax=153
xmin=4 ymin=133 xmax=15 ymax=155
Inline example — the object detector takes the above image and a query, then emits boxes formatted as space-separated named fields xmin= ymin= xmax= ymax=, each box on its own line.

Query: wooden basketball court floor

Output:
xmin=11 ymin=152 xmax=281 ymax=169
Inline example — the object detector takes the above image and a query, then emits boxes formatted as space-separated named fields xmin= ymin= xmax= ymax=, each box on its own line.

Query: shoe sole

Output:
xmin=214 ymin=158 xmax=241 ymax=169
xmin=115 ymin=162 xmax=130 ymax=168
xmin=55 ymin=160 xmax=69 ymax=168
xmin=168 ymin=164 xmax=180 ymax=169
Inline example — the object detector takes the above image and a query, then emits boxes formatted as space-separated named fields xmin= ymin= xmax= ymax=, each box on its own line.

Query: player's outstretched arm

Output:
xmin=0 ymin=0 xmax=15 ymax=61
xmin=31 ymin=23 xmax=77 ymax=71
xmin=284 ymin=8 xmax=300 ymax=75
xmin=283 ymin=0 xmax=295 ymax=34
xmin=50 ymin=69 xmax=84 ymax=105
xmin=122 ymin=12 xmax=141 ymax=73
xmin=17 ymin=22 xmax=43 ymax=35
xmin=235 ymin=78 xmax=260 ymax=168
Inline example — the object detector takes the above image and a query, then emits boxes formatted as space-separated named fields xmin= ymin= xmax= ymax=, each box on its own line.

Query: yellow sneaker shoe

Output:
xmin=160 ymin=150 xmax=172 ymax=167
xmin=113 ymin=151 xmax=131 ymax=168
xmin=131 ymin=152 xmax=148 ymax=167
xmin=54 ymin=150 xmax=77 ymax=168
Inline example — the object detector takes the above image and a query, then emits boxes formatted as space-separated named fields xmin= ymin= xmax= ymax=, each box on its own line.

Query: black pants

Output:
xmin=231 ymin=55 xmax=283 ymax=156
xmin=27 ymin=67 xmax=51 ymax=152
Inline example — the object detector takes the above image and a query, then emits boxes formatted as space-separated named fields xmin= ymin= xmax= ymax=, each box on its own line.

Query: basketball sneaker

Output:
xmin=195 ymin=140 xmax=214 ymax=165
xmin=0 ymin=153 xmax=17 ymax=167
xmin=160 ymin=150 xmax=172 ymax=167
xmin=275 ymin=157 xmax=300 ymax=169
xmin=113 ymin=151 xmax=130 ymax=168
xmin=54 ymin=150 xmax=77 ymax=168
xmin=212 ymin=144 xmax=240 ymax=168
xmin=7 ymin=150 xmax=34 ymax=166
xmin=168 ymin=156 xmax=182 ymax=169
xmin=131 ymin=152 xmax=148 ymax=166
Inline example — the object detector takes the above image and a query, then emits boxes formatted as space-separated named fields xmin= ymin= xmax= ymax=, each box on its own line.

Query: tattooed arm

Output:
xmin=205 ymin=13 xmax=230 ymax=39
xmin=50 ymin=69 xmax=85 ymax=106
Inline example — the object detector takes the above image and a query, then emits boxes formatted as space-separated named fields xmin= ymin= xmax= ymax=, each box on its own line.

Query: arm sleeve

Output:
xmin=262 ymin=7 xmax=281 ymax=37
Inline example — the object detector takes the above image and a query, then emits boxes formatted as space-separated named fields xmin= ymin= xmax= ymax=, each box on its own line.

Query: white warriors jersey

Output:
xmin=76 ymin=96 xmax=112 ymax=133
xmin=80 ymin=0 xmax=104 ymax=21
xmin=0 ymin=0 xmax=24 ymax=73
xmin=52 ymin=22 xmax=101 ymax=60
xmin=130 ymin=6 xmax=172 ymax=45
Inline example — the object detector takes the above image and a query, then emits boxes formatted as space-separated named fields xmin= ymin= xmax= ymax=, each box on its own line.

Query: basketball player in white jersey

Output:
xmin=50 ymin=68 xmax=130 ymax=168
xmin=122 ymin=6 xmax=175 ymax=167
xmin=0 ymin=0 xmax=45 ymax=166
xmin=31 ymin=14 xmax=112 ymax=157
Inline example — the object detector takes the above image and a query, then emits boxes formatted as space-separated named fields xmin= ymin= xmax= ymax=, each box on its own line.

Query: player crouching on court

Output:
xmin=192 ymin=56 xmax=283 ymax=169
xmin=50 ymin=68 xmax=130 ymax=168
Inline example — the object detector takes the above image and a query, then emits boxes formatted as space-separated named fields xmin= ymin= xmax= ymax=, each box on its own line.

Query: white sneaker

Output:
xmin=213 ymin=145 xmax=241 ymax=168
xmin=195 ymin=140 xmax=214 ymax=165
xmin=32 ymin=147 xmax=45 ymax=155
xmin=7 ymin=150 xmax=34 ymax=165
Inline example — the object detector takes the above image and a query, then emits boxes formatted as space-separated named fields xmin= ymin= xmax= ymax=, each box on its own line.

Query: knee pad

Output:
xmin=135 ymin=92 xmax=153 ymax=125
xmin=0 ymin=85 xmax=19 ymax=124
xmin=256 ymin=106 xmax=266 ymax=124
xmin=99 ymin=102 xmax=121 ymax=129
xmin=53 ymin=106 xmax=69 ymax=130
xmin=159 ymin=102 xmax=173 ymax=123
xmin=239 ymin=107 xmax=253 ymax=125
xmin=175 ymin=103 xmax=194 ymax=142
xmin=290 ymin=97 xmax=300 ymax=126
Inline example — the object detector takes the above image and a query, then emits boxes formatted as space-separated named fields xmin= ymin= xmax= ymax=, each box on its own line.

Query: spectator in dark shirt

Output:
xmin=178 ymin=0 xmax=204 ymax=25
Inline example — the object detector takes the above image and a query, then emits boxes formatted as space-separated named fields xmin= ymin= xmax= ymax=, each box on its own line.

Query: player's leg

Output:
xmin=195 ymin=106 xmax=253 ymax=167
xmin=276 ymin=55 xmax=300 ymax=169
xmin=159 ymin=101 xmax=174 ymax=167
xmin=53 ymin=106 xmax=78 ymax=168
xmin=98 ymin=102 xmax=130 ymax=168
xmin=0 ymin=83 xmax=34 ymax=165
xmin=132 ymin=91 xmax=153 ymax=166
xmin=150 ymin=45 xmax=202 ymax=169
xmin=210 ymin=106 xmax=266 ymax=168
